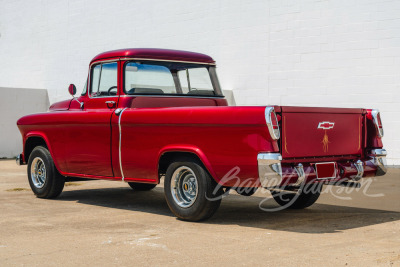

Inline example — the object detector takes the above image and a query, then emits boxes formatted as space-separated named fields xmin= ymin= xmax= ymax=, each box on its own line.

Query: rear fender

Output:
xmin=158 ymin=145 xmax=218 ymax=183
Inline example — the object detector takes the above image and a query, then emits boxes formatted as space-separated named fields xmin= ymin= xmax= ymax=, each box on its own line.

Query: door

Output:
xmin=64 ymin=61 xmax=119 ymax=177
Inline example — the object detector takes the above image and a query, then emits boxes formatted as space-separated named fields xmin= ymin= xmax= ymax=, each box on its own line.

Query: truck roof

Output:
xmin=90 ymin=48 xmax=215 ymax=64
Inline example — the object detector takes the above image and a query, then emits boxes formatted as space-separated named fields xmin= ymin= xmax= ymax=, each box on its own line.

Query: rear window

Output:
xmin=124 ymin=61 xmax=222 ymax=97
xmin=125 ymin=63 xmax=176 ymax=94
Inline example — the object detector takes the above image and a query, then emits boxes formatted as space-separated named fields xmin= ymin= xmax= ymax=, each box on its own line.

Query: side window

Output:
xmin=91 ymin=65 xmax=101 ymax=96
xmin=90 ymin=62 xmax=118 ymax=97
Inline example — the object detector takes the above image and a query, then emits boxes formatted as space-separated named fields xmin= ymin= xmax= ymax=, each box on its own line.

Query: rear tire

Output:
xmin=128 ymin=182 xmax=157 ymax=191
xmin=164 ymin=158 xmax=223 ymax=221
xmin=271 ymin=183 xmax=322 ymax=209
xmin=27 ymin=146 xmax=65 ymax=199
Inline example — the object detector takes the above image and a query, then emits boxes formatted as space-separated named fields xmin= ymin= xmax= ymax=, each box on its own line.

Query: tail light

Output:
xmin=265 ymin=107 xmax=280 ymax=140
xmin=368 ymin=109 xmax=384 ymax=138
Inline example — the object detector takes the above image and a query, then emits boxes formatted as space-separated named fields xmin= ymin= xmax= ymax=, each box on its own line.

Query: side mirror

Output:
xmin=68 ymin=84 xmax=77 ymax=96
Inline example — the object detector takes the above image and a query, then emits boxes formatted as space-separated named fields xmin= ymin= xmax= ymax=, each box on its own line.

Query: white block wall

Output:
xmin=0 ymin=0 xmax=399 ymax=164
xmin=0 ymin=88 xmax=49 ymax=158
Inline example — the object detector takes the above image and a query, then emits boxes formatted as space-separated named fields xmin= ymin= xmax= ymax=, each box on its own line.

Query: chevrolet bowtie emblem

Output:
xmin=318 ymin=121 xmax=335 ymax=130
xmin=318 ymin=121 xmax=334 ymax=152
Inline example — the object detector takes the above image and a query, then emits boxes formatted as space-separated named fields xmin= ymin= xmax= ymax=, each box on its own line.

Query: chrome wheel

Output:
xmin=171 ymin=166 xmax=198 ymax=208
xmin=30 ymin=157 xmax=46 ymax=189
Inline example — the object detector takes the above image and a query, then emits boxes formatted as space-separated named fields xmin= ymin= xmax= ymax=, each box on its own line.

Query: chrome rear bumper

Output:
xmin=258 ymin=148 xmax=387 ymax=188
xmin=257 ymin=153 xmax=282 ymax=187
xmin=369 ymin=148 xmax=387 ymax=176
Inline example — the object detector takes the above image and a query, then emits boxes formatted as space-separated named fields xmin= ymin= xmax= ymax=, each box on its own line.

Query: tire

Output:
xmin=27 ymin=146 xmax=65 ymax=199
xmin=235 ymin=187 xmax=257 ymax=196
xmin=164 ymin=158 xmax=223 ymax=221
xmin=128 ymin=182 xmax=157 ymax=191
xmin=271 ymin=183 xmax=322 ymax=209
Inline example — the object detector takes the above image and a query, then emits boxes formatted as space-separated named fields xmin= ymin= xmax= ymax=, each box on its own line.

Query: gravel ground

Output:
xmin=0 ymin=159 xmax=399 ymax=266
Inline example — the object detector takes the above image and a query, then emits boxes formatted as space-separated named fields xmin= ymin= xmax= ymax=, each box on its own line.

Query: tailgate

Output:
xmin=280 ymin=106 xmax=364 ymax=158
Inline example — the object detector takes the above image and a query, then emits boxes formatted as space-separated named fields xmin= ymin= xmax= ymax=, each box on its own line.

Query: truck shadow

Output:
xmin=58 ymin=186 xmax=400 ymax=233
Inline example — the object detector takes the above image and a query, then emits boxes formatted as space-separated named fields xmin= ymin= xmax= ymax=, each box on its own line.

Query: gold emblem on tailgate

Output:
xmin=318 ymin=121 xmax=334 ymax=153
xmin=322 ymin=131 xmax=330 ymax=152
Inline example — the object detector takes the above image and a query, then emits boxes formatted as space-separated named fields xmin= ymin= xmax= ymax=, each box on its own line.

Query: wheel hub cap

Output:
xmin=31 ymin=157 xmax=46 ymax=189
xmin=171 ymin=166 xmax=198 ymax=208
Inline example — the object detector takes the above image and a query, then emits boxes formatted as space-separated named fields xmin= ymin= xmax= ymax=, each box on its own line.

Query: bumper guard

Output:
xmin=370 ymin=148 xmax=387 ymax=176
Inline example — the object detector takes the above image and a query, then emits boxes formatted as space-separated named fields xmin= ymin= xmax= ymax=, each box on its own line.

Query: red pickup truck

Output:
xmin=17 ymin=48 xmax=387 ymax=221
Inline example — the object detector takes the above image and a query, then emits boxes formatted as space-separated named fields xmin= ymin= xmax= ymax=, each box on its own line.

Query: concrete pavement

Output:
xmin=0 ymin=160 xmax=399 ymax=266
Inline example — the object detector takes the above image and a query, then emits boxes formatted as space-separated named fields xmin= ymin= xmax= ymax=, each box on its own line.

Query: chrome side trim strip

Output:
xmin=118 ymin=108 xmax=127 ymax=181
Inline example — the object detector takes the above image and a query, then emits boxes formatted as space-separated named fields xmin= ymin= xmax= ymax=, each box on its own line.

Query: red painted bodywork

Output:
xmin=17 ymin=48 xmax=385 ymax=187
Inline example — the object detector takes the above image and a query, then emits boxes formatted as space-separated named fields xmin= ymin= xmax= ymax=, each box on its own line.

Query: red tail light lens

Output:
xmin=265 ymin=107 xmax=280 ymax=140
xmin=370 ymin=109 xmax=384 ymax=138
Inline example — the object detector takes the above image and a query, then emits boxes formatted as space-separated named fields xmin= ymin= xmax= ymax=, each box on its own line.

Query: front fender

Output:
xmin=24 ymin=132 xmax=66 ymax=176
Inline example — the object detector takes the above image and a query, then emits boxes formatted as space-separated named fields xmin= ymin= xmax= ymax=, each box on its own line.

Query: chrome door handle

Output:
xmin=105 ymin=101 xmax=116 ymax=108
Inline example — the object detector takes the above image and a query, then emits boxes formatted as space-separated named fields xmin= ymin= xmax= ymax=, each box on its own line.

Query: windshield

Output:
xmin=124 ymin=61 xmax=223 ymax=96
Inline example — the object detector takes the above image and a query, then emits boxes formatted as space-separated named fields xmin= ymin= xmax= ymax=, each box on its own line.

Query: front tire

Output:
xmin=271 ymin=183 xmax=322 ymax=209
xmin=27 ymin=146 xmax=65 ymax=198
xmin=164 ymin=158 xmax=223 ymax=221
